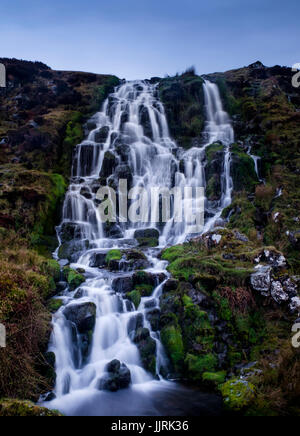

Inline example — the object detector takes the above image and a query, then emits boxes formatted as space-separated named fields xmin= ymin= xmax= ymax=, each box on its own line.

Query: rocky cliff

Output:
xmin=0 ymin=59 xmax=299 ymax=416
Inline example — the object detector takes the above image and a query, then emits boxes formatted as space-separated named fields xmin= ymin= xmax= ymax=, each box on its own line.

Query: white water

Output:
xmin=43 ymin=79 xmax=234 ymax=416
xmin=247 ymin=146 xmax=264 ymax=183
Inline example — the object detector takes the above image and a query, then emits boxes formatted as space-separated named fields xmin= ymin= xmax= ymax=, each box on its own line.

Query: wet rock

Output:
xmin=86 ymin=120 xmax=97 ymax=131
xmin=127 ymin=313 xmax=144 ymax=336
xmin=283 ymin=278 xmax=298 ymax=298
xmin=74 ymin=288 xmax=85 ymax=299
xmin=134 ymin=228 xmax=159 ymax=247
xmin=64 ymin=302 xmax=96 ymax=334
xmin=114 ymin=164 xmax=133 ymax=188
xmin=289 ymin=297 xmax=300 ymax=315
xmin=132 ymin=270 xmax=165 ymax=288
xmin=103 ymin=222 xmax=123 ymax=239
xmin=133 ymin=328 xmax=157 ymax=375
xmin=43 ymin=392 xmax=56 ymax=402
xmin=60 ymin=222 xmax=83 ymax=243
xmin=139 ymin=106 xmax=153 ymax=139
xmin=146 ymin=308 xmax=160 ymax=331
xmin=270 ymin=281 xmax=289 ymax=304
xmin=250 ymin=266 xmax=271 ymax=296
xmin=58 ymin=239 xmax=89 ymax=263
xmin=99 ymin=360 xmax=131 ymax=391
xmin=89 ymin=252 xmax=107 ymax=268
xmin=162 ymin=279 xmax=179 ymax=294
xmin=80 ymin=187 xmax=93 ymax=199
xmin=56 ymin=281 xmax=68 ymax=292
xmin=94 ymin=126 xmax=110 ymax=143
xmin=144 ymin=299 xmax=157 ymax=309
xmin=112 ymin=276 xmax=133 ymax=294
xmin=99 ymin=151 xmax=116 ymax=179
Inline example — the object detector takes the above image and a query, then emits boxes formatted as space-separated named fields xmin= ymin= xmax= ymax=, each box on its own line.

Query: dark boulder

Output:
xmin=146 ymin=309 xmax=160 ymax=332
xmin=112 ymin=275 xmax=134 ymax=294
xmin=89 ymin=252 xmax=107 ymax=268
xmin=99 ymin=151 xmax=117 ymax=179
xmin=64 ymin=302 xmax=96 ymax=334
xmin=94 ymin=126 xmax=110 ymax=143
xmin=133 ymin=328 xmax=157 ymax=375
xmin=58 ymin=239 xmax=89 ymax=263
xmin=162 ymin=279 xmax=179 ymax=293
xmin=98 ymin=360 xmax=131 ymax=391
xmin=60 ymin=222 xmax=83 ymax=243
xmin=134 ymin=228 xmax=159 ymax=247
xmin=127 ymin=313 xmax=144 ymax=336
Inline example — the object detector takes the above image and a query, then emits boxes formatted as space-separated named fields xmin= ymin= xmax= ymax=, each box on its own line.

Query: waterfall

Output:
xmin=42 ymin=79 xmax=234 ymax=416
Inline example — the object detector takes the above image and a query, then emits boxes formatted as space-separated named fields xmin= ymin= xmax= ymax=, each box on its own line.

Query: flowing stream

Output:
xmin=43 ymin=79 xmax=234 ymax=416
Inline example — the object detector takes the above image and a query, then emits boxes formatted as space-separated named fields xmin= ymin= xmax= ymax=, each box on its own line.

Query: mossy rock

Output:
xmin=185 ymin=353 xmax=218 ymax=380
xmin=133 ymin=328 xmax=157 ymax=375
xmin=161 ymin=324 xmax=184 ymax=371
xmin=202 ymin=371 xmax=226 ymax=387
xmin=105 ymin=249 xmax=122 ymax=264
xmin=220 ymin=379 xmax=256 ymax=412
xmin=231 ymin=145 xmax=258 ymax=192
xmin=42 ymin=259 xmax=61 ymax=283
xmin=127 ymin=290 xmax=141 ymax=310
xmin=64 ymin=267 xmax=85 ymax=291
xmin=0 ymin=399 xmax=63 ymax=416
xmin=47 ymin=298 xmax=64 ymax=313
xmin=134 ymin=284 xmax=154 ymax=297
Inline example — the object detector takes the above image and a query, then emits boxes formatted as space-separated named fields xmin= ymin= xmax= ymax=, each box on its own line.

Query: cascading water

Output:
xmin=43 ymin=79 xmax=234 ymax=416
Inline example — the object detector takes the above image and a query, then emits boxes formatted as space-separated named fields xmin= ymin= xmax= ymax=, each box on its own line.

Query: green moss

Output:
xmin=64 ymin=267 xmax=85 ymax=291
xmin=105 ymin=249 xmax=122 ymax=263
xmin=127 ymin=290 xmax=141 ymax=310
xmin=185 ymin=353 xmax=218 ymax=380
xmin=220 ymin=379 xmax=256 ymax=412
xmin=161 ymin=324 xmax=184 ymax=371
xmin=63 ymin=111 xmax=84 ymax=148
xmin=231 ymin=144 xmax=258 ymax=192
xmin=213 ymin=292 xmax=233 ymax=321
xmin=202 ymin=371 xmax=226 ymax=386
xmin=136 ymin=237 xmax=158 ymax=247
xmin=161 ymin=244 xmax=187 ymax=263
xmin=42 ymin=259 xmax=61 ymax=282
xmin=26 ymin=270 xmax=56 ymax=299
xmin=0 ymin=399 xmax=63 ymax=417
xmin=47 ymin=298 xmax=64 ymax=313
xmin=134 ymin=284 xmax=154 ymax=297
xmin=206 ymin=142 xmax=224 ymax=164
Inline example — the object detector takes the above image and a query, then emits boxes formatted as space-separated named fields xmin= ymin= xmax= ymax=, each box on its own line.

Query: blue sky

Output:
xmin=0 ymin=0 xmax=299 ymax=79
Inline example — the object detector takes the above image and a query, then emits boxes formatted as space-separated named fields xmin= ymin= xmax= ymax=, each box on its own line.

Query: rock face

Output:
xmin=134 ymin=228 xmax=160 ymax=247
xmin=250 ymin=251 xmax=299 ymax=312
xmin=89 ymin=252 xmax=107 ymax=268
xmin=98 ymin=360 xmax=131 ymax=392
xmin=112 ymin=276 xmax=134 ymax=294
xmin=133 ymin=328 xmax=157 ymax=375
xmin=271 ymin=281 xmax=289 ymax=304
xmin=250 ymin=266 xmax=271 ymax=296
xmin=64 ymin=302 xmax=96 ymax=334
xmin=220 ymin=379 xmax=256 ymax=412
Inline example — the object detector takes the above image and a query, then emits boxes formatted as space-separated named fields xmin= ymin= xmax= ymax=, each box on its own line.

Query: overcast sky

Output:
xmin=0 ymin=0 xmax=299 ymax=79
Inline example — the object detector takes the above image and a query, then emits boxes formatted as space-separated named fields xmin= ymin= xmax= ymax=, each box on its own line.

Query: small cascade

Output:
xmin=43 ymin=79 xmax=234 ymax=416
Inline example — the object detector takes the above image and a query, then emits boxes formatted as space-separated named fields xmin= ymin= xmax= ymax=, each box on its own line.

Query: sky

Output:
xmin=0 ymin=0 xmax=299 ymax=79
